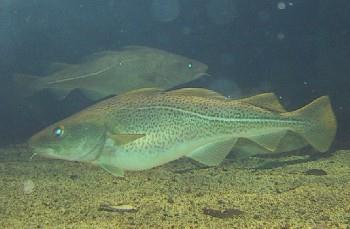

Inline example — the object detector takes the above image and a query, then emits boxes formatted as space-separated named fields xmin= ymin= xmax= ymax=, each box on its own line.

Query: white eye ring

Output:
xmin=53 ymin=126 xmax=64 ymax=137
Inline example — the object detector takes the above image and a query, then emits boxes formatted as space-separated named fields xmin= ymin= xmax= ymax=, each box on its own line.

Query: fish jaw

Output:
xmin=29 ymin=142 xmax=80 ymax=162
xmin=31 ymin=146 xmax=59 ymax=159
xmin=29 ymin=133 xmax=105 ymax=162
xmin=28 ymin=117 xmax=107 ymax=163
xmin=28 ymin=129 xmax=61 ymax=159
xmin=31 ymin=145 xmax=94 ymax=162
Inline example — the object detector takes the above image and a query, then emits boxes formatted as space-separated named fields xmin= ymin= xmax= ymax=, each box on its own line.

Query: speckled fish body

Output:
xmin=29 ymin=88 xmax=337 ymax=177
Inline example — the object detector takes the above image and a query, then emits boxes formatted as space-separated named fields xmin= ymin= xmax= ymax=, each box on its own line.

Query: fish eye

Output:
xmin=53 ymin=126 xmax=64 ymax=138
xmin=187 ymin=63 xmax=193 ymax=69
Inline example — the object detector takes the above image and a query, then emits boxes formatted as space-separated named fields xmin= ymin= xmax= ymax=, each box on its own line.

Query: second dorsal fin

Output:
xmin=120 ymin=88 xmax=164 ymax=97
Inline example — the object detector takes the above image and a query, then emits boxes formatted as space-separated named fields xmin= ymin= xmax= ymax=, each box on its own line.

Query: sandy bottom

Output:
xmin=0 ymin=145 xmax=349 ymax=228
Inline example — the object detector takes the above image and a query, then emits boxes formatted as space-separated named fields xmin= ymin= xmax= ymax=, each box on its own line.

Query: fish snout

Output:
xmin=30 ymin=145 xmax=56 ymax=158
xmin=27 ymin=134 xmax=57 ymax=158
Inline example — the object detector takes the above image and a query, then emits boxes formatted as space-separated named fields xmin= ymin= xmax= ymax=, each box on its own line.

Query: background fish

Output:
xmin=13 ymin=46 xmax=208 ymax=100
xmin=29 ymin=88 xmax=337 ymax=177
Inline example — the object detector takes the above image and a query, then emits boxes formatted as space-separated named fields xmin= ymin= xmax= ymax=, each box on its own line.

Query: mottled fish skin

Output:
xmin=94 ymin=90 xmax=309 ymax=170
xmin=29 ymin=88 xmax=337 ymax=177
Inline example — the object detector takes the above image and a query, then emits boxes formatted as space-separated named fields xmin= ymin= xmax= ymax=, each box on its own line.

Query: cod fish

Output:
xmin=29 ymin=88 xmax=337 ymax=177
xmin=14 ymin=46 xmax=208 ymax=100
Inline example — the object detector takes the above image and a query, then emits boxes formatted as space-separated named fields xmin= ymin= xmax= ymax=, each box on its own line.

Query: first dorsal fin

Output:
xmin=120 ymin=88 xmax=164 ymax=97
xmin=238 ymin=93 xmax=287 ymax=113
xmin=166 ymin=88 xmax=226 ymax=99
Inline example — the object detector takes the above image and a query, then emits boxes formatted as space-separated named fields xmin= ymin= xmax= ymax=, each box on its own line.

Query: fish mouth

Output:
xmin=31 ymin=147 xmax=65 ymax=160
xmin=193 ymin=72 xmax=210 ymax=80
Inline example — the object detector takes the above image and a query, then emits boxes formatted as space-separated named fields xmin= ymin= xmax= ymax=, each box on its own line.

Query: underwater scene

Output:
xmin=0 ymin=0 xmax=349 ymax=228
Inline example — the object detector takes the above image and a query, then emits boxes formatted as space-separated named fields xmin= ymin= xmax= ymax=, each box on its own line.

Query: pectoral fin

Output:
xmin=107 ymin=132 xmax=145 ymax=146
xmin=187 ymin=138 xmax=237 ymax=166
xmin=98 ymin=162 xmax=124 ymax=177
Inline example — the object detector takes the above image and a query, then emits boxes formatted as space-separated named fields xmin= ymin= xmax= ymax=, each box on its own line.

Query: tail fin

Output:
xmin=285 ymin=96 xmax=337 ymax=152
xmin=12 ymin=73 xmax=39 ymax=98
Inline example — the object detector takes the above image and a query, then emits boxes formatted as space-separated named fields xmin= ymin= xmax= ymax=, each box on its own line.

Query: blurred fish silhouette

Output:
xmin=13 ymin=46 xmax=208 ymax=100
xmin=29 ymin=88 xmax=337 ymax=177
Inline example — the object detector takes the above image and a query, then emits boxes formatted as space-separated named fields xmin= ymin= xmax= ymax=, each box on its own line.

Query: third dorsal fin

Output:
xmin=238 ymin=93 xmax=287 ymax=113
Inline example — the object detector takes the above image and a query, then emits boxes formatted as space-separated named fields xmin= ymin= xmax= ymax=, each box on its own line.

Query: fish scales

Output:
xmin=97 ymin=94 xmax=307 ymax=155
xmin=102 ymin=93 xmax=306 ymax=132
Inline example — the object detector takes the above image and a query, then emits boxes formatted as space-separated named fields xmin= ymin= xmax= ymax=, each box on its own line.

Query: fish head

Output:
xmin=161 ymin=55 xmax=208 ymax=85
xmin=29 ymin=117 xmax=106 ymax=162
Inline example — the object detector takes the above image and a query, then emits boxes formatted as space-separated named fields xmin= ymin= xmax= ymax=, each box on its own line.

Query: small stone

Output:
xmin=202 ymin=207 xmax=244 ymax=218
xmin=304 ymin=169 xmax=327 ymax=176
xmin=98 ymin=203 xmax=138 ymax=213
xmin=23 ymin=179 xmax=35 ymax=194
xmin=167 ymin=196 xmax=175 ymax=204
xmin=69 ymin=174 xmax=79 ymax=180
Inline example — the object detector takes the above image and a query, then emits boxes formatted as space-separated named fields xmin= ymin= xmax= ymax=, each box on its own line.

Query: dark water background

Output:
xmin=0 ymin=0 xmax=349 ymax=148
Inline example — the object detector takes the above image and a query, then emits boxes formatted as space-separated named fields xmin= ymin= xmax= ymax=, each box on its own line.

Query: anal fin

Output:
xmin=234 ymin=129 xmax=308 ymax=157
xmin=233 ymin=138 xmax=273 ymax=157
xmin=187 ymin=138 xmax=237 ymax=166
xmin=274 ymin=130 xmax=308 ymax=153
xmin=247 ymin=130 xmax=288 ymax=152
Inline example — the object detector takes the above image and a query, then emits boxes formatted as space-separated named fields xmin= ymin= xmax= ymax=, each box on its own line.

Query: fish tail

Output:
xmin=285 ymin=96 xmax=337 ymax=152
xmin=13 ymin=73 xmax=39 ymax=97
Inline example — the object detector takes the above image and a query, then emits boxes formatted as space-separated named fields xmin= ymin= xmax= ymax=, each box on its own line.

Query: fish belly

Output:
xmin=104 ymin=147 xmax=182 ymax=171
xmin=106 ymin=133 xmax=237 ymax=171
